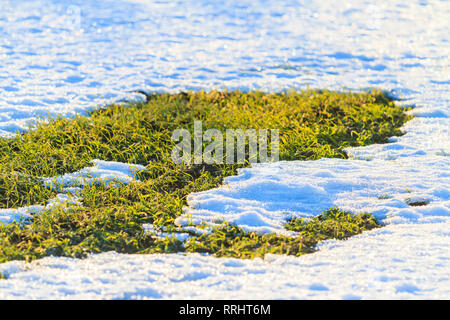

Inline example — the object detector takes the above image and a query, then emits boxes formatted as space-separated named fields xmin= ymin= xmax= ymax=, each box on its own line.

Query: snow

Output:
xmin=177 ymin=156 xmax=450 ymax=234
xmin=44 ymin=159 xmax=145 ymax=188
xmin=0 ymin=0 xmax=449 ymax=299
xmin=142 ymin=224 xmax=191 ymax=242
xmin=0 ymin=160 xmax=144 ymax=224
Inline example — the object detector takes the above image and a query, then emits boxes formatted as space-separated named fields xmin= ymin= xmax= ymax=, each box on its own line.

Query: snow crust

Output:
xmin=0 ymin=0 xmax=448 ymax=299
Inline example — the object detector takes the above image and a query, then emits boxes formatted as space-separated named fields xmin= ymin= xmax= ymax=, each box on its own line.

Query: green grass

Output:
xmin=0 ymin=89 xmax=410 ymax=263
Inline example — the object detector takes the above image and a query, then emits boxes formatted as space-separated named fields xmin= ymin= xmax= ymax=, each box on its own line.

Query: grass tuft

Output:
xmin=285 ymin=207 xmax=381 ymax=241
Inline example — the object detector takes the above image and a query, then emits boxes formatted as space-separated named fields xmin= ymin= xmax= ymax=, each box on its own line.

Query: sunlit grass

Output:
xmin=0 ymin=89 xmax=410 ymax=262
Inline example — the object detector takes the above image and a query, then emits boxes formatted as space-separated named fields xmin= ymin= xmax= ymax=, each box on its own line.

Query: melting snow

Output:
xmin=0 ymin=160 xmax=144 ymax=224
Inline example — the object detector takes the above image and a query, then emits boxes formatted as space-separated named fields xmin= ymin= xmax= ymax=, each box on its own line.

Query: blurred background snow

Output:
xmin=0 ymin=0 xmax=448 ymax=136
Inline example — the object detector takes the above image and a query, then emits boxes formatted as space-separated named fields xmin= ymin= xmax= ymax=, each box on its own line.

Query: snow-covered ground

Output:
xmin=0 ymin=0 xmax=449 ymax=299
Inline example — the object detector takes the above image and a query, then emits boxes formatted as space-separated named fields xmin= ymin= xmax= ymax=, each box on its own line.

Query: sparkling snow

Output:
xmin=0 ymin=0 xmax=449 ymax=299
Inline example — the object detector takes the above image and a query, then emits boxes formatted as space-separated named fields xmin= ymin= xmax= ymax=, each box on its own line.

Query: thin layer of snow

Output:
xmin=1 ymin=160 xmax=144 ymax=224
xmin=346 ymin=117 xmax=450 ymax=160
xmin=1 ymin=0 xmax=447 ymax=136
xmin=0 ymin=221 xmax=449 ymax=299
xmin=0 ymin=0 xmax=449 ymax=299
xmin=44 ymin=159 xmax=145 ymax=188
xmin=142 ymin=224 xmax=191 ymax=242
xmin=0 ymin=204 xmax=40 ymax=225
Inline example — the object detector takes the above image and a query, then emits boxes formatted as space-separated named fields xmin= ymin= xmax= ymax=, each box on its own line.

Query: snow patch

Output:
xmin=44 ymin=159 xmax=145 ymax=189
xmin=1 ymin=160 xmax=144 ymax=224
